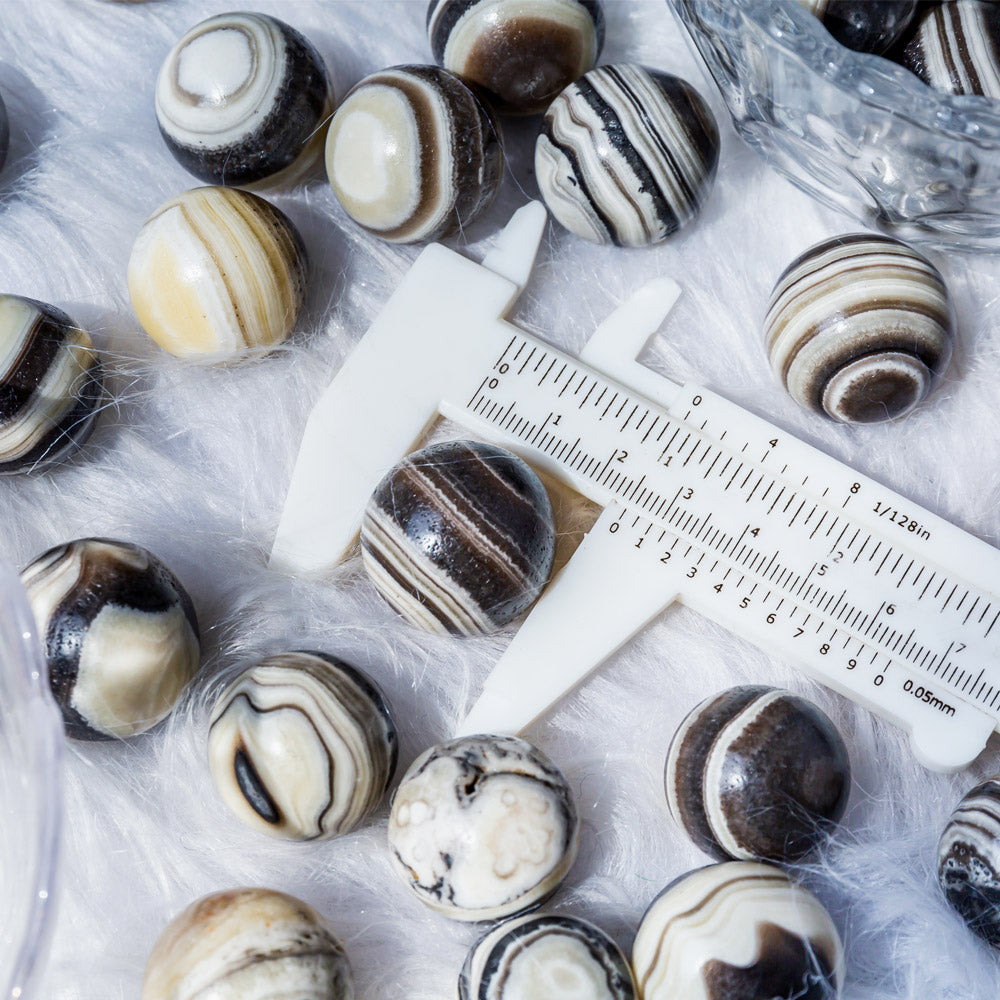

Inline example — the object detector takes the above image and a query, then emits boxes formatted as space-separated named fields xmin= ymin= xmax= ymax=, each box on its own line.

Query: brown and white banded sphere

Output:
xmin=142 ymin=888 xmax=353 ymax=1000
xmin=632 ymin=863 xmax=844 ymax=1000
xmin=427 ymin=0 xmax=605 ymax=115
xmin=127 ymin=186 xmax=308 ymax=360
xmin=665 ymin=686 xmax=851 ymax=863
xmin=325 ymin=65 xmax=504 ymax=244
xmin=764 ymin=234 xmax=954 ymax=424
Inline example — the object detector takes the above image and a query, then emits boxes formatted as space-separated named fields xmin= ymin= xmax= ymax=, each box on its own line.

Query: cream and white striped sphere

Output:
xmin=764 ymin=234 xmax=955 ymax=424
xmin=127 ymin=186 xmax=308 ymax=360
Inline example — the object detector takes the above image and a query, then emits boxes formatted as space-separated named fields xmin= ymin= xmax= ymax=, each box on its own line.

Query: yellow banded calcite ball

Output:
xmin=127 ymin=186 xmax=308 ymax=361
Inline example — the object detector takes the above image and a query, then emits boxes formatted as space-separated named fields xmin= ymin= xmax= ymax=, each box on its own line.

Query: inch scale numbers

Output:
xmin=272 ymin=203 xmax=1000 ymax=772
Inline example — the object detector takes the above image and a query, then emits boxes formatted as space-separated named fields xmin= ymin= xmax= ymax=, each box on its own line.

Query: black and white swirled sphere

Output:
xmin=208 ymin=651 xmax=397 ymax=841
xmin=460 ymin=913 xmax=636 ymax=1000
xmin=0 ymin=295 xmax=103 ymax=474
xmin=898 ymin=1 xmax=1000 ymax=101
xmin=535 ymin=64 xmax=719 ymax=247
xmin=632 ymin=863 xmax=844 ymax=1000
xmin=361 ymin=440 xmax=555 ymax=636
xmin=764 ymin=234 xmax=955 ymax=424
xmin=798 ymin=1 xmax=917 ymax=54
xmin=141 ymin=888 xmax=353 ymax=1000
xmin=21 ymin=538 xmax=201 ymax=740
xmin=427 ymin=0 xmax=605 ymax=115
xmin=155 ymin=12 xmax=334 ymax=188
xmin=325 ymin=65 xmax=504 ymax=244
xmin=665 ymin=687 xmax=851 ymax=864
xmin=938 ymin=775 xmax=1000 ymax=947
xmin=388 ymin=734 xmax=579 ymax=922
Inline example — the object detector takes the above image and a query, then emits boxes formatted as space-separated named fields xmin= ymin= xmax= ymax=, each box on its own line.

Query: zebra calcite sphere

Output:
xmin=361 ymin=440 xmax=555 ymax=636
xmin=665 ymin=686 xmax=850 ymax=864
xmin=0 ymin=296 xmax=103 ymax=474
xmin=798 ymin=0 xmax=917 ymax=54
xmin=127 ymin=186 xmax=308 ymax=360
xmin=208 ymin=651 xmax=397 ymax=841
xmin=632 ymin=863 xmax=844 ymax=1000
xmin=938 ymin=775 xmax=1000 ymax=947
xmin=898 ymin=1 xmax=1000 ymax=100
xmin=141 ymin=888 xmax=353 ymax=1000
xmin=460 ymin=913 xmax=636 ymax=1000
xmin=155 ymin=12 xmax=334 ymax=188
xmin=764 ymin=234 xmax=955 ymax=424
xmin=388 ymin=734 xmax=579 ymax=922
xmin=325 ymin=65 xmax=504 ymax=244
xmin=21 ymin=538 xmax=200 ymax=740
xmin=427 ymin=0 xmax=605 ymax=115
xmin=536 ymin=64 xmax=719 ymax=247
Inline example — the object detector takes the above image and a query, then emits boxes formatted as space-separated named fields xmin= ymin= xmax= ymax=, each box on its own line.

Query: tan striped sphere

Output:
xmin=127 ymin=186 xmax=308 ymax=361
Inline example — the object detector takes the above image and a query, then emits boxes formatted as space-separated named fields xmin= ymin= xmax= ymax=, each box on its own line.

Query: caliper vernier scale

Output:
xmin=272 ymin=203 xmax=1000 ymax=773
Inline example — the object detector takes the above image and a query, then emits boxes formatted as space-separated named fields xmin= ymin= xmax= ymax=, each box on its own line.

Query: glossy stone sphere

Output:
xmin=141 ymin=888 xmax=353 ymax=1000
xmin=325 ymin=65 xmax=504 ymax=244
xmin=361 ymin=439 xmax=555 ymax=636
xmin=21 ymin=538 xmax=200 ymax=740
xmin=938 ymin=775 xmax=1000 ymax=947
xmin=898 ymin=1 xmax=1000 ymax=100
xmin=536 ymin=64 xmax=719 ymax=247
xmin=0 ymin=89 xmax=8 ymax=173
xmin=665 ymin=686 xmax=851 ymax=864
xmin=0 ymin=296 xmax=103 ymax=474
xmin=388 ymin=734 xmax=579 ymax=922
xmin=798 ymin=1 xmax=917 ymax=54
xmin=460 ymin=913 xmax=636 ymax=1000
xmin=764 ymin=234 xmax=955 ymax=424
xmin=427 ymin=0 xmax=605 ymax=116
xmin=127 ymin=186 xmax=308 ymax=360
xmin=156 ymin=12 xmax=335 ymax=188
xmin=632 ymin=862 xmax=844 ymax=1000
xmin=208 ymin=650 xmax=398 ymax=841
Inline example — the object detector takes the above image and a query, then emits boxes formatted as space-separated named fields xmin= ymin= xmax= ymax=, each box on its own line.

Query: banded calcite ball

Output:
xmin=460 ymin=913 xmax=636 ymax=1000
xmin=938 ymin=775 xmax=1000 ymax=947
xmin=898 ymin=1 xmax=1000 ymax=100
xmin=127 ymin=186 xmax=308 ymax=360
xmin=0 ymin=296 xmax=103 ymax=474
xmin=208 ymin=651 xmax=398 ymax=841
xmin=156 ymin=12 xmax=335 ymax=188
xmin=798 ymin=0 xmax=917 ymax=54
xmin=536 ymin=64 xmax=719 ymax=247
xmin=632 ymin=863 xmax=844 ymax=1000
xmin=141 ymin=888 xmax=353 ymax=1000
xmin=361 ymin=440 xmax=555 ymax=636
xmin=665 ymin=687 xmax=851 ymax=864
xmin=21 ymin=538 xmax=200 ymax=740
xmin=427 ymin=0 xmax=605 ymax=116
xmin=325 ymin=65 xmax=504 ymax=244
xmin=764 ymin=234 xmax=955 ymax=424
xmin=388 ymin=734 xmax=579 ymax=922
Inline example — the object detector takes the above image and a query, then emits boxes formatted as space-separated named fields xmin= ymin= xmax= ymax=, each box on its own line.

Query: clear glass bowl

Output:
xmin=0 ymin=562 xmax=62 ymax=999
xmin=669 ymin=0 xmax=1000 ymax=252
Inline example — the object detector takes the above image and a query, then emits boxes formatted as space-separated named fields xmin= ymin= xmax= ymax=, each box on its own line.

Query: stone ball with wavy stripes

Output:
xmin=0 ymin=295 xmax=103 ymax=474
xmin=155 ymin=12 xmax=335 ymax=188
xmin=427 ymin=0 xmax=605 ymax=115
xmin=797 ymin=0 xmax=917 ymax=55
xmin=535 ymin=63 xmax=719 ymax=247
xmin=208 ymin=651 xmax=397 ymax=841
xmin=141 ymin=888 xmax=353 ymax=1000
xmin=361 ymin=439 xmax=555 ymax=636
xmin=127 ymin=186 xmax=308 ymax=361
xmin=632 ymin=862 xmax=844 ymax=1000
xmin=763 ymin=233 xmax=955 ymax=424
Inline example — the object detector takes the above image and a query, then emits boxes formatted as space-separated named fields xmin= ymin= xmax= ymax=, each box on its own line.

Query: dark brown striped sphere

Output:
xmin=360 ymin=439 xmax=555 ymax=636
xmin=325 ymin=65 xmax=504 ymax=244
xmin=665 ymin=686 xmax=850 ymax=863
xmin=764 ymin=234 xmax=955 ymax=424
xmin=799 ymin=0 xmax=917 ymax=55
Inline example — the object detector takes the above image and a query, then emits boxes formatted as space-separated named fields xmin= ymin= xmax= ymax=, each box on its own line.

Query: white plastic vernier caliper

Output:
xmin=272 ymin=203 xmax=1000 ymax=773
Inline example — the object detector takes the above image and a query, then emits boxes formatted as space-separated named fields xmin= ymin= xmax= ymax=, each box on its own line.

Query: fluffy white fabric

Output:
xmin=1 ymin=0 xmax=999 ymax=997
